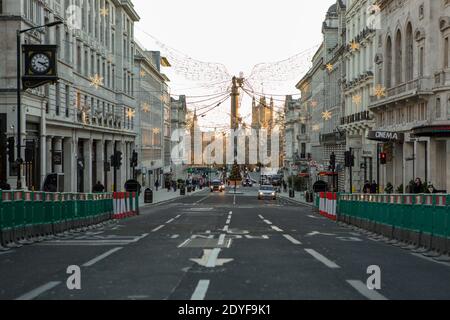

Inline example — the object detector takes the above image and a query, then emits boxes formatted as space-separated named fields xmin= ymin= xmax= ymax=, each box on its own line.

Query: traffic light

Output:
xmin=110 ymin=154 xmax=117 ymax=168
xmin=7 ymin=137 xmax=15 ymax=163
xmin=330 ymin=152 xmax=336 ymax=170
xmin=131 ymin=151 xmax=138 ymax=168
xmin=344 ymin=151 xmax=354 ymax=168
xmin=380 ymin=152 xmax=387 ymax=165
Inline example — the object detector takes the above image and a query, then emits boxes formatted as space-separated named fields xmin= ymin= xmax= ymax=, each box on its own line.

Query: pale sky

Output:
xmin=133 ymin=0 xmax=336 ymax=129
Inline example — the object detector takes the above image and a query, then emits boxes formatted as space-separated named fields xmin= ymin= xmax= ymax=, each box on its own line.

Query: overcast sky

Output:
xmin=133 ymin=0 xmax=336 ymax=128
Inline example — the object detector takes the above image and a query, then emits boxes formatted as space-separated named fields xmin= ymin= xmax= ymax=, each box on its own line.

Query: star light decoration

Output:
xmin=141 ymin=102 xmax=150 ymax=113
xmin=100 ymin=8 xmax=109 ymax=17
xmin=312 ymin=124 xmax=321 ymax=132
xmin=373 ymin=84 xmax=386 ymax=99
xmin=322 ymin=110 xmax=332 ymax=121
xmin=126 ymin=108 xmax=135 ymax=120
xmin=89 ymin=74 xmax=104 ymax=89
xmin=352 ymin=94 xmax=362 ymax=106
xmin=326 ymin=63 xmax=334 ymax=72
xmin=152 ymin=128 xmax=161 ymax=134
xmin=140 ymin=70 xmax=146 ymax=78
xmin=350 ymin=41 xmax=360 ymax=52
xmin=310 ymin=100 xmax=318 ymax=108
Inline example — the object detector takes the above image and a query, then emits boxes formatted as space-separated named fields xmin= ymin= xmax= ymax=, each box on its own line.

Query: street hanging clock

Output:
xmin=22 ymin=45 xmax=58 ymax=89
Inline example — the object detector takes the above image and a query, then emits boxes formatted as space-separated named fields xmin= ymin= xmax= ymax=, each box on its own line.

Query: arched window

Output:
xmin=395 ymin=29 xmax=403 ymax=85
xmin=386 ymin=36 xmax=392 ymax=88
xmin=406 ymin=23 xmax=414 ymax=81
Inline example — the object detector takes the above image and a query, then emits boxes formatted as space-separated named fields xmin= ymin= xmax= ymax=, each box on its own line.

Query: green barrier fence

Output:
xmin=0 ymin=191 xmax=115 ymax=247
xmin=338 ymin=193 xmax=450 ymax=251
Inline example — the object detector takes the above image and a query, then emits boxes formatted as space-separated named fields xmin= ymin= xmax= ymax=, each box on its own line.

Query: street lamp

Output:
xmin=16 ymin=20 xmax=63 ymax=190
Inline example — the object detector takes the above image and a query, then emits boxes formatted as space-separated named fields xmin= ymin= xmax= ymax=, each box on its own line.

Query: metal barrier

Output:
xmin=337 ymin=193 xmax=450 ymax=255
xmin=0 ymin=191 xmax=115 ymax=249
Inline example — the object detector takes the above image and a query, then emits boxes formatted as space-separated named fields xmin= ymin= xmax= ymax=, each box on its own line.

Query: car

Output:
xmin=258 ymin=185 xmax=277 ymax=200
xmin=210 ymin=180 xmax=225 ymax=192
xmin=242 ymin=179 xmax=253 ymax=187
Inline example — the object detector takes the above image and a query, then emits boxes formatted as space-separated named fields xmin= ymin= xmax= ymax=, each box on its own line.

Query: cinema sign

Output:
xmin=368 ymin=130 xmax=405 ymax=142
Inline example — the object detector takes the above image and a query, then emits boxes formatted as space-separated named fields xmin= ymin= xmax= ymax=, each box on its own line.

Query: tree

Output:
xmin=229 ymin=160 xmax=242 ymax=181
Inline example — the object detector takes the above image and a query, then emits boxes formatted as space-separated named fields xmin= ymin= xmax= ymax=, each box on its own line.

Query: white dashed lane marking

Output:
xmin=305 ymin=249 xmax=340 ymax=269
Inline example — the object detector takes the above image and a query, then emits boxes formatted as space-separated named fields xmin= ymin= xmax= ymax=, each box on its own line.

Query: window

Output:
xmin=55 ymin=82 xmax=60 ymax=116
xmin=0 ymin=0 xmax=3 ymax=14
xmin=445 ymin=37 xmax=449 ymax=69
xmin=65 ymin=85 xmax=70 ymax=117
xmin=406 ymin=23 xmax=414 ymax=81
xmin=65 ymin=32 xmax=70 ymax=63
xmin=419 ymin=47 xmax=424 ymax=77
xmin=436 ymin=97 xmax=442 ymax=119
xmin=395 ymin=30 xmax=403 ymax=85
xmin=386 ymin=37 xmax=392 ymax=88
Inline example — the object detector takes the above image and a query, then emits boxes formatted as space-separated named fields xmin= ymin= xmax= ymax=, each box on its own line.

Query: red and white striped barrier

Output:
xmin=318 ymin=192 xmax=337 ymax=221
xmin=113 ymin=192 xmax=138 ymax=220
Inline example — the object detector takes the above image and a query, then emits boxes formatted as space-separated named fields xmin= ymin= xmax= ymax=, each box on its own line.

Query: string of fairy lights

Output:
xmin=63 ymin=5 xmax=388 ymax=132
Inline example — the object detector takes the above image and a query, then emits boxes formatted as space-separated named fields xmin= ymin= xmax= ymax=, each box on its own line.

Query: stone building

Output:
xmin=0 ymin=0 xmax=139 ymax=192
xmin=369 ymin=0 xmax=450 ymax=193
xmin=341 ymin=0 xmax=378 ymax=192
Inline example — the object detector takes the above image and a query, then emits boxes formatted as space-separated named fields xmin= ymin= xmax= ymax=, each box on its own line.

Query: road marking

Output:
xmin=223 ymin=225 xmax=229 ymax=232
xmin=347 ymin=280 xmax=388 ymax=300
xmin=283 ymin=234 xmax=302 ymax=245
xmin=218 ymin=234 xmax=226 ymax=246
xmin=233 ymin=194 xmax=236 ymax=205
xmin=306 ymin=231 xmax=335 ymax=237
xmin=206 ymin=248 xmax=221 ymax=267
xmin=305 ymin=249 xmax=340 ymax=269
xmin=229 ymin=211 xmax=233 ymax=215
xmin=264 ymin=220 xmax=273 ymax=225
xmin=191 ymin=280 xmax=210 ymax=300
xmin=226 ymin=219 xmax=231 ymax=224
xmin=271 ymin=226 xmax=284 ymax=232
xmin=152 ymin=225 xmax=165 ymax=232
xmin=258 ymin=215 xmax=265 ymax=220
xmin=194 ymin=195 xmax=210 ymax=205
xmin=178 ymin=239 xmax=190 ymax=248
xmin=175 ymin=215 xmax=181 ymax=219
xmin=82 ymin=247 xmax=123 ymax=267
xmin=16 ymin=281 xmax=61 ymax=300
xmin=166 ymin=218 xmax=175 ymax=224
xmin=171 ymin=235 xmax=180 ymax=239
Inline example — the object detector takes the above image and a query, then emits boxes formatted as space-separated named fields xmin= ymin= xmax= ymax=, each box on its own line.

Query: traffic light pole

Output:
xmin=349 ymin=147 xmax=353 ymax=194
xmin=377 ymin=143 xmax=381 ymax=193
xmin=113 ymin=145 xmax=117 ymax=192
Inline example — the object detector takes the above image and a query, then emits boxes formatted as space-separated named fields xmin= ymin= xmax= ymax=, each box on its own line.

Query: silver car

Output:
xmin=258 ymin=185 xmax=277 ymax=200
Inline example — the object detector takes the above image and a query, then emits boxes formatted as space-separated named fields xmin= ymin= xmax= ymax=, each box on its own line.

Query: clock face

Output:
xmin=30 ymin=53 xmax=51 ymax=74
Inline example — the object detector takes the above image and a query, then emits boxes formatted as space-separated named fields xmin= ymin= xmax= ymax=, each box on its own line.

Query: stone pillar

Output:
xmin=416 ymin=140 xmax=427 ymax=184
xmin=83 ymin=139 xmax=93 ymax=193
xmin=54 ymin=137 xmax=63 ymax=173
xmin=96 ymin=140 xmax=105 ymax=185
xmin=63 ymin=138 xmax=76 ymax=192
xmin=46 ymin=137 xmax=53 ymax=174
xmin=106 ymin=140 xmax=114 ymax=192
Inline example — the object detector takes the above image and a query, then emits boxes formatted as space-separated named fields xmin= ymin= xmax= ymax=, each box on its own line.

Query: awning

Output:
xmin=412 ymin=125 xmax=450 ymax=137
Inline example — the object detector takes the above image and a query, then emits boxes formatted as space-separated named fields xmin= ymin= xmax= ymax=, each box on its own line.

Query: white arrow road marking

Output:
xmin=16 ymin=281 xmax=61 ymax=300
xmin=283 ymin=234 xmax=302 ymax=245
xmin=190 ymin=249 xmax=233 ymax=268
xmin=347 ymin=280 xmax=388 ymax=300
xmin=305 ymin=249 xmax=340 ymax=269
xmin=191 ymin=280 xmax=210 ymax=300
xmin=83 ymin=247 xmax=123 ymax=267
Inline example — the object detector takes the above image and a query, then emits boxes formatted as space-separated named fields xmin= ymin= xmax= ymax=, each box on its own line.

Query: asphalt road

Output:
xmin=1 ymin=186 xmax=450 ymax=300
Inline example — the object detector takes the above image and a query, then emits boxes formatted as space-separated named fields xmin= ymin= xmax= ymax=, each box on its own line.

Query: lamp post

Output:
xmin=16 ymin=20 xmax=63 ymax=190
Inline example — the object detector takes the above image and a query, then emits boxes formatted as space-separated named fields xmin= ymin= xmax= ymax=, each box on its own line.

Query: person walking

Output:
xmin=413 ymin=178 xmax=423 ymax=194
xmin=370 ymin=180 xmax=378 ymax=194
xmin=363 ymin=181 xmax=371 ymax=194
xmin=155 ymin=179 xmax=160 ymax=191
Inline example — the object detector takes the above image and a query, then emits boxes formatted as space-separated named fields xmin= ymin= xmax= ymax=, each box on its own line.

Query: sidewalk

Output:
xmin=139 ymin=187 xmax=206 ymax=207
xmin=278 ymin=190 xmax=315 ymax=207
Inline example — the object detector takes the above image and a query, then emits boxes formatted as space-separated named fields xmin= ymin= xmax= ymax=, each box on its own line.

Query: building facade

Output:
xmin=341 ymin=0 xmax=378 ymax=192
xmin=0 ymin=0 xmax=139 ymax=192
xmin=369 ymin=0 xmax=450 ymax=193
xmin=170 ymin=94 xmax=187 ymax=180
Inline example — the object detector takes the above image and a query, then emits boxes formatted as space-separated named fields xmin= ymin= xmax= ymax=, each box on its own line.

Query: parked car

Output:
xmin=258 ymin=185 xmax=277 ymax=200
xmin=210 ymin=180 xmax=225 ymax=192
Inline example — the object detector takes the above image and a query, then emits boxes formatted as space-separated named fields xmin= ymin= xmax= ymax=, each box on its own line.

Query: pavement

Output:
xmin=139 ymin=187 xmax=205 ymax=207
xmin=2 ymin=185 xmax=450 ymax=300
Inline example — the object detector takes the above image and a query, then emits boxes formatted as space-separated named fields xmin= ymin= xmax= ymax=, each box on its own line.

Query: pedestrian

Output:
xmin=0 ymin=180 xmax=11 ymax=190
xmin=413 ymin=178 xmax=423 ymax=194
xmin=93 ymin=181 xmax=105 ymax=193
xmin=370 ymin=180 xmax=378 ymax=194
xmin=363 ymin=180 xmax=371 ymax=193
xmin=155 ymin=179 xmax=160 ymax=191
xmin=426 ymin=184 xmax=437 ymax=194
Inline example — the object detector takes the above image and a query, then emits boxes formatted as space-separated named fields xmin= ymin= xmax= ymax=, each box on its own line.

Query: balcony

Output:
xmin=340 ymin=111 xmax=372 ymax=125
xmin=369 ymin=78 xmax=433 ymax=107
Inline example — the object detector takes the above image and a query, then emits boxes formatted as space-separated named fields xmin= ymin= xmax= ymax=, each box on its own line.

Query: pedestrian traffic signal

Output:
xmin=117 ymin=151 xmax=123 ymax=168
xmin=7 ymin=137 xmax=15 ymax=163
xmin=380 ymin=152 xmax=387 ymax=165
